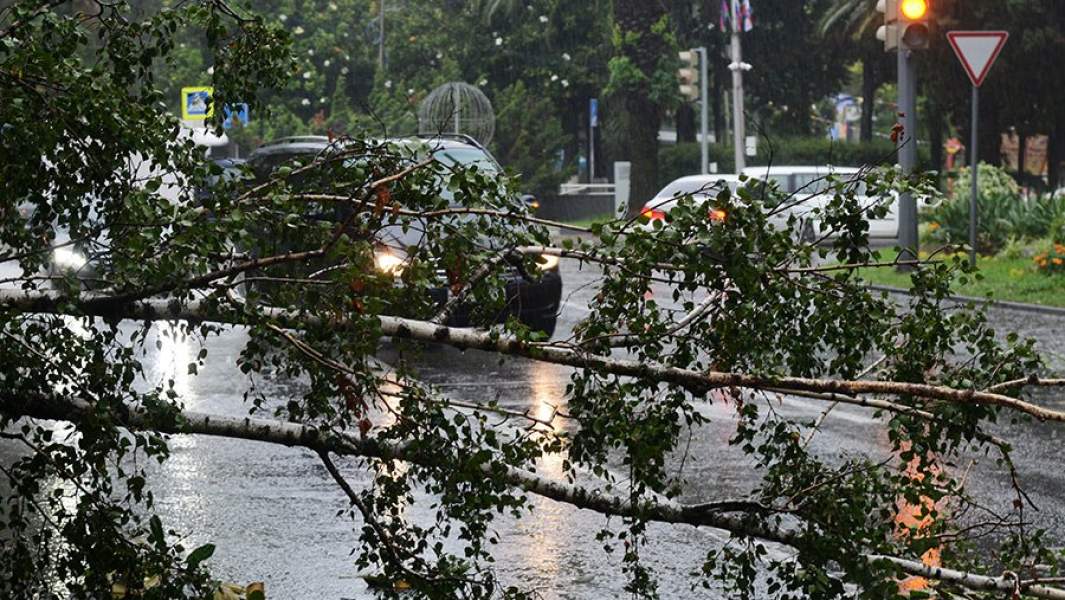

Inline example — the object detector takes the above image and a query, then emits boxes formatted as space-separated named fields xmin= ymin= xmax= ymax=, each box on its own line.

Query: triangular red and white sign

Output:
xmin=947 ymin=31 xmax=1009 ymax=88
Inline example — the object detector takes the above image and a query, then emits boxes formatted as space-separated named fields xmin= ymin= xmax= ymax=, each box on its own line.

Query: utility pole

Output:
xmin=729 ymin=31 xmax=747 ymax=173
xmin=698 ymin=47 xmax=710 ymax=174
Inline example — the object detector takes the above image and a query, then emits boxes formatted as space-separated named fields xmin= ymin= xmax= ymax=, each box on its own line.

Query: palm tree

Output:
xmin=471 ymin=0 xmax=523 ymax=25
xmin=818 ymin=0 xmax=879 ymax=38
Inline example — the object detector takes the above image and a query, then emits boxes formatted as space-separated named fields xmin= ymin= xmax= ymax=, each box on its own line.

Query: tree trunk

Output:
xmin=627 ymin=97 xmax=661 ymax=209
xmin=611 ymin=0 xmax=671 ymax=215
xmin=676 ymin=104 xmax=696 ymax=143
xmin=712 ymin=41 xmax=726 ymax=145
xmin=1016 ymin=130 xmax=1027 ymax=184
xmin=978 ymin=97 xmax=1001 ymax=166
xmin=927 ymin=98 xmax=944 ymax=174
xmin=1050 ymin=127 xmax=1063 ymax=191
xmin=860 ymin=56 xmax=878 ymax=143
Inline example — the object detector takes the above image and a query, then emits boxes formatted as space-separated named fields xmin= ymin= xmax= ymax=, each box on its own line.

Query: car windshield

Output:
xmin=431 ymin=147 xmax=501 ymax=174
xmin=755 ymin=174 xmax=792 ymax=193
xmin=794 ymin=171 xmax=869 ymax=196
xmin=793 ymin=173 xmax=830 ymax=194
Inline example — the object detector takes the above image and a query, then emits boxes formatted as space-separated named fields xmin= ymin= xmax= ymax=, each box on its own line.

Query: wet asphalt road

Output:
xmin=3 ymin=256 xmax=1065 ymax=599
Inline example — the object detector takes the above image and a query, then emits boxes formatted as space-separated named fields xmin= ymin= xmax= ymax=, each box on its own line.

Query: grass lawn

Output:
xmin=857 ymin=248 xmax=1065 ymax=308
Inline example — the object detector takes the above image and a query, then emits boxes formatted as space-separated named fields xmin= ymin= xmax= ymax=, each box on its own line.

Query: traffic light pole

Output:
xmin=698 ymin=47 xmax=709 ymax=175
xmin=896 ymin=46 xmax=919 ymax=267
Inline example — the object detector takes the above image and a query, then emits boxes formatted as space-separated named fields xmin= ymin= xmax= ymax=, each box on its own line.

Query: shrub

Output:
xmin=925 ymin=164 xmax=1065 ymax=254
xmin=947 ymin=162 xmax=1021 ymax=209
xmin=1051 ymin=213 xmax=1065 ymax=245
xmin=1034 ymin=243 xmax=1065 ymax=275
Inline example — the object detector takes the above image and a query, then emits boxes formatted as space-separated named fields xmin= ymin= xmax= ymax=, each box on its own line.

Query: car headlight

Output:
xmin=53 ymin=247 xmax=88 ymax=271
xmin=536 ymin=253 xmax=560 ymax=272
xmin=373 ymin=247 xmax=406 ymax=276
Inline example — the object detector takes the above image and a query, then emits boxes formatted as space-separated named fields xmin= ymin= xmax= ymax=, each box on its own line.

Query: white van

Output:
xmin=741 ymin=165 xmax=899 ymax=240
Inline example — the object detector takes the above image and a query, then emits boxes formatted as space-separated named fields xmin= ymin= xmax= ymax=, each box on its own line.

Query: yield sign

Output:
xmin=947 ymin=31 xmax=1009 ymax=88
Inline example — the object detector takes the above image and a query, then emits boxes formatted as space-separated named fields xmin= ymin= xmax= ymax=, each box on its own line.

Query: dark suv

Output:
xmin=245 ymin=135 xmax=562 ymax=337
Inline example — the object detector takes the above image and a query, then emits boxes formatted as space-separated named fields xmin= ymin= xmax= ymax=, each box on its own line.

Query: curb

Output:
xmin=868 ymin=284 xmax=1065 ymax=318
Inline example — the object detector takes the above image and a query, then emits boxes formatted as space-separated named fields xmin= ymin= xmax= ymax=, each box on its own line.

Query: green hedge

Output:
xmin=658 ymin=139 xmax=933 ymax=188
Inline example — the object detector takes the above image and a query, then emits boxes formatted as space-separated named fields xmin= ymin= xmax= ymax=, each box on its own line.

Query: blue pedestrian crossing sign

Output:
xmin=223 ymin=103 xmax=249 ymax=129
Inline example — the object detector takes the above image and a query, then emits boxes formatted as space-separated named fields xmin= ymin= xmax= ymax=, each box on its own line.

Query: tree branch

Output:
xmin=3 ymin=389 xmax=1062 ymax=599
xmin=2 ymin=289 xmax=1064 ymax=424
xmin=866 ymin=555 xmax=1065 ymax=600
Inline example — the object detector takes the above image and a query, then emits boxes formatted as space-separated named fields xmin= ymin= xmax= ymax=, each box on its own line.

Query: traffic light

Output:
xmin=876 ymin=0 xmax=898 ymax=51
xmin=899 ymin=0 xmax=931 ymax=50
xmin=877 ymin=0 xmax=932 ymax=51
xmin=677 ymin=50 xmax=700 ymax=102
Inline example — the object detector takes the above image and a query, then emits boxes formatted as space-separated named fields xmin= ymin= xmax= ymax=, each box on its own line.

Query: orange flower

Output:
xmin=1055 ymin=244 xmax=1065 ymax=254
xmin=1054 ymin=257 xmax=1064 ymax=266
xmin=928 ymin=222 xmax=941 ymax=231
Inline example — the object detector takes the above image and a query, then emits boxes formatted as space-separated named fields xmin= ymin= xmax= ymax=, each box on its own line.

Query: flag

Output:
xmin=740 ymin=0 xmax=754 ymax=32
xmin=722 ymin=0 xmax=753 ymax=33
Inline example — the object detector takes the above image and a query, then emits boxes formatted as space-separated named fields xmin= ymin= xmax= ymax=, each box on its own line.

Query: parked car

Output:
xmin=244 ymin=134 xmax=563 ymax=336
xmin=740 ymin=165 xmax=900 ymax=240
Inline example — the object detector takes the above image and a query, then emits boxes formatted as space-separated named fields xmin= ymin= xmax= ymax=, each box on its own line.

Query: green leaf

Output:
xmin=186 ymin=543 xmax=215 ymax=569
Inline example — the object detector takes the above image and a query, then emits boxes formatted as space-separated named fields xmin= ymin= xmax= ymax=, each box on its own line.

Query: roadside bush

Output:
xmin=927 ymin=164 xmax=1065 ymax=254
xmin=947 ymin=162 xmax=1021 ymax=210
xmin=1034 ymin=243 xmax=1065 ymax=275
xmin=1051 ymin=213 xmax=1065 ymax=244
xmin=658 ymin=138 xmax=932 ymax=187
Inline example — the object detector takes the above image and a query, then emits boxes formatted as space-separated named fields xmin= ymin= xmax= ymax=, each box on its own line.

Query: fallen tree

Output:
xmin=3 ymin=2 xmax=1065 ymax=599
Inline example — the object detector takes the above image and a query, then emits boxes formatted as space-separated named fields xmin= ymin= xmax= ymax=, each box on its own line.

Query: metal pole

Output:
xmin=731 ymin=31 xmax=746 ymax=173
xmin=698 ymin=47 xmax=709 ymax=175
xmin=969 ymin=86 xmax=979 ymax=268
xmin=452 ymin=84 xmax=461 ymax=135
xmin=589 ymin=118 xmax=596 ymax=182
xmin=896 ymin=47 xmax=919 ymax=267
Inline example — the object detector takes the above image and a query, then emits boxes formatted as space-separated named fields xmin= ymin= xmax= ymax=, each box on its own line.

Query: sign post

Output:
xmin=947 ymin=31 xmax=1009 ymax=268
xmin=589 ymin=98 xmax=598 ymax=183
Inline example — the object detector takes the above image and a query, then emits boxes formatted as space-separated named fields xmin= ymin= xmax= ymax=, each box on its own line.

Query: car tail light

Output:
xmin=709 ymin=209 xmax=727 ymax=222
xmin=642 ymin=206 xmax=666 ymax=222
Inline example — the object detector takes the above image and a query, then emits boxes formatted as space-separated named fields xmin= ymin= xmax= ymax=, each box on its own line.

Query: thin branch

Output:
xmin=867 ymin=555 xmax=1065 ymax=600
